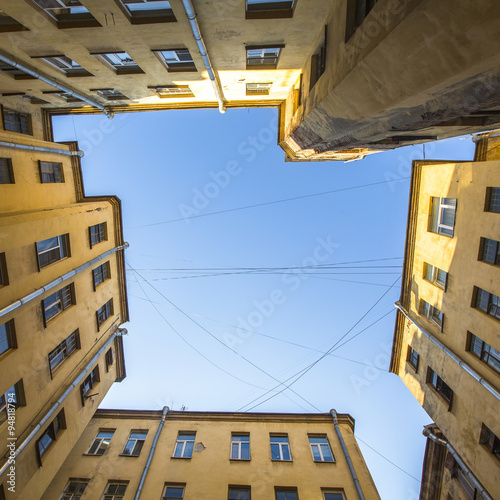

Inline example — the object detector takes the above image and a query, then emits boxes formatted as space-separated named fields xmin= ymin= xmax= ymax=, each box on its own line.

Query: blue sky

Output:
xmin=53 ymin=108 xmax=476 ymax=500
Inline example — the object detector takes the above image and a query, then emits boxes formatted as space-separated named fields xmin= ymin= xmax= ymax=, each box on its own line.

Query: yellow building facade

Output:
xmin=0 ymin=1 xmax=498 ymax=161
xmin=390 ymin=132 xmax=500 ymax=499
xmin=0 ymin=98 xmax=128 ymax=499
xmin=42 ymin=408 xmax=380 ymax=500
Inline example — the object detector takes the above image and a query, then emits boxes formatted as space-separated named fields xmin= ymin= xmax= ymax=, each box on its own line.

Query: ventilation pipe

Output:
xmin=0 ymin=52 xmax=112 ymax=118
xmin=330 ymin=410 xmax=366 ymax=500
xmin=395 ymin=302 xmax=500 ymax=402
xmin=0 ymin=243 xmax=129 ymax=319
xmin=0 ymin=139 xmax=84 ymax=158
xmin=180 ymin=0 xmax=227 ymax=113
xmin=134 ymin=406 xmax=169 ymax=500
xmin=423 ymin=425 xmax=493 ymax=500
xmin=0 ymin=327 xmax=127 ymax=479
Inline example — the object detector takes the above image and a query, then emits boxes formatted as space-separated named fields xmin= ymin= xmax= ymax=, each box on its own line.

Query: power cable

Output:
xmin=130 ymin=178 xmax=411 ymax=228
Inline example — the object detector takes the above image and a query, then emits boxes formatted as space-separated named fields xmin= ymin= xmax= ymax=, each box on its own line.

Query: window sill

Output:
xmin=171 ymin=456 xmax=192 ymax=460
xmin=312 ymin=460 xmax=335 ymax=463
xmin=271 ymin=459 xmax=293 ymax=462
xmin=230 ymin=458 xmax=251 ymax=461
xmin=118 ymin=454 xmax=141 ymax=458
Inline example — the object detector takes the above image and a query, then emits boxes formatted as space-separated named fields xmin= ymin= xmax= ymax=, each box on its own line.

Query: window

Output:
xmin=93 ymin=52 xmax=144 ymax=75
xmin=0 ymin=380 xmax=24 ymax=425
xmin=423 ymin=263 xmax=448 ymax=290
xmin=0 ymin=253 xmax=8 ymax=286
xmin=345 ymin=0 xmax=380 ymax=41
xmin=246 ymin=46 xmax=283 ymax=69
xmin=48 ymin=330 xmax=80 ymax=375
xmin=86 ymin=430 xmax=115 ymax=456
xmin=0 ymin=61 xmax=35 ymax=79
xmin=485 ymin=187 xmax=500 ymax=213
xmin=36 ymin=55 xmax=92 ymax=77
xmin=149 ymin=85 xmax=194 ymax=98
xmin=427 ymin=367 xmax=453 ymax=408
xmin=0 ymin=12 xmax=28 ymax=33
xmin=96 ymin=299 xmax=114 ymax=330
xmin=480 ymin=424 xmax=500 ymax=461
xmin=36 ymin=410 xmax=65 ymax=462
xmin=0 ymin=319 xmax=16 ymax=356
xmin=479 ymin=237 xmax=500 ymax=266
xmin=39 ymin=161 xmax=64 ymax=183
xmin=173 ymin=432 xmax=195 ymax=458
xmin=246 ymin=83 xmax=272 ymax=95
xmin=228 ymin=486 xmax=251 ymax=500
xmin=429 ymin=197 xmax=457 ymax=237
xmin=42 ymin=284 xmax=75 ymax=324
xmin=101 ymin=480 xmax=128 ymax=500
xmin=120 ymin=0 xmax=176 ymax=24
xmin=93 ymin=261 xmax=111 ymax=289
xmin=310 ymin=27 xmax=327 ymax=90
xmin=42 ymin=91 xmax=83 ymax=103
xmin=246 ymin=0 xmax=295 ymax=19
xmin=36 ymin=234 xmax=70 ymax=269
xmin=419 ymin=300 xmax=443 ymax=330
xmin=473 ymin=287 xmax=500 ymax=321
xmin=163 ymin=484 xmax=185 ymax=500
xmin=407 ymin=346 xmax=419 ymax=371
xmin=31 ymin=0 xmax=100 ymax=29
xmin=20 ymin=93 xmax=49 ymax=105
xmin=0 ymin=158 xmax=14 ymax=183
xmin=59 ymin=478 xmax=89 ymax=500
xmin=322 ymin=491 xmax=345 ymax=500
xmin=2 ymin=107 xmax=32 ymax=135
xmin=467 ymin=332 xmax=500 ymax=374
xmin=80 ymin=366 xmax=100 ymax=405
xmin=308 ymin=435 xmax=334 ymax=462
xmin=275 ymin=488 xmax=298 ymax=500
xmin=92 ymin=89 xmax=129 ymax=101
xmin=153 ymin=49 xmax=196 ymax=72
xmin=231 ymin=433 xmax=250 ymax=460
xmin=270 ymin=434 xmax=291 ymax=461
xmin=89 ymin=222 xmax=108 ymax=247
xmin=122 ymin=430 xmax=147 ymax=456
xmin=105 ymin=348 xmax=114 ymax=371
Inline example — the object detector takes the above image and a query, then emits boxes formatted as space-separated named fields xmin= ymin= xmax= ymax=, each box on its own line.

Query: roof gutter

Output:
xmin=395 ymin=302 xmax=500 ymax=402
xmin=423 ymin=425 xmax=493 ymax=500
xmin=330 ymin=409 xmax=366 ymax=500
xmin=134 ymin=406 xmax=169 ymax=500
xmin=180 ymin=0 xmax=226 ymax=113
xmin=0 ymin=243 xmax=129 ymax=319
xmin=0 ymin=139 xmax=84 ymax=157
xmin=0 ymin=52 xmax=112 ymax=118
xmin=0 ymin=327 xmax=127 ymax=479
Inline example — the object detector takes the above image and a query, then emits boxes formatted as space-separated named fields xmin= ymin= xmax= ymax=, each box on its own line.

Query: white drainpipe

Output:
xmin=0 ymin=243 xmax=129 ymax=319
xmin=180 ymin=0 xmax=227 ymax=113
xmin=134 ymin=406 xmax=169 ymax=500
xmin=395 ymin=302 xmax=500 ymax=402
xmin=0 ymin=327 xmax=127 ymax=479
xmin=330 ymin=409 xmax=366 ymax=500
xmin=423 ymin=425 xmax=493 ymax=500
xmin=0 ymin=140 xmax=84 ymax=157
xmin=0 ymin=52 xmax=112 ymax=118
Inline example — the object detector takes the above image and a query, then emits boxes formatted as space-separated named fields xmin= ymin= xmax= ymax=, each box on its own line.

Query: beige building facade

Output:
xmin=390 ymin=132 xmax=500 ymax=499
xmin=0 ymin=98 xmax=128 ymax=499
xmin=0 ymin=1 xmax=498 ymax=161
xmin=42 ymin=408 xmax=380 ymax=500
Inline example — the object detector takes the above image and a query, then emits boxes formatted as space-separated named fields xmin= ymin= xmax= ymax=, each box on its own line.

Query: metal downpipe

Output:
xmin=134 ymin=406 xmax=169 ymax=500
xmin=180 ymin=0 xmax=227 ymax=113
xmin=423 ymin=426 xmax=493 ymax=500
xmin=0 ymin=140 xmax=84 ymax=158
xmin=0 ymin=243 xmax=129 ymax=319
xmin=0 ymin=52 xmax=112 ymax=118
xmin=330 ymin=410 xmax=366 ymax=500
xmin=395 ymin=302 xmax=500 ymax=402
xmin=0 ymin=328 xmax=127 ymax=479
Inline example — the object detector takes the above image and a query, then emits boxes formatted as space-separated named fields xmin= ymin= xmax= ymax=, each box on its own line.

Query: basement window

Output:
xmin=246 ymin=0 xmax=296 ymax=19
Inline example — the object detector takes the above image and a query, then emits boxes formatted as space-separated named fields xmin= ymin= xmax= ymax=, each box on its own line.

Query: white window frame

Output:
xmin=59 ymin=478 xmax=89 ymax=500
xmin=230 ymin=434 xmax=250 ymax=460
xmin=173 ymin=432 xmax=195 ymax=458
xmin=86 ymin=429 xmax=114 ymax=455
xmin=36 ymin=234 xmax=70 ymax=269
xmin=420 ymin=299 xmax=443 ymax=329
xmin=423 ymin=262 xmax=447 ymax=290
xmin=122 ymin=430 xmax=147 ymax=456
xmin=429 ymin=197 xmax=456 ymax=237
xmin=308 ymin=435 xmax=334 ymax=462
xmin=270 ymin=435 xmax=292 ymax=461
